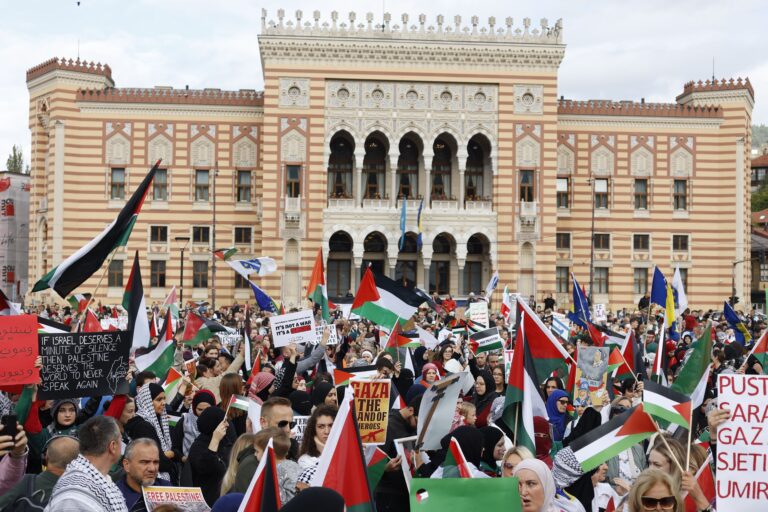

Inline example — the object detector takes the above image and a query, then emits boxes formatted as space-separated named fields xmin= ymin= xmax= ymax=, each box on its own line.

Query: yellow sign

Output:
xmin=350 ymin=379 xmax=391 ymax=445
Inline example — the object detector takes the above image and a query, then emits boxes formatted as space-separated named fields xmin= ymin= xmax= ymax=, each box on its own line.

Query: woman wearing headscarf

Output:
xmin=248 ymin=372 xmax=276 ymax=403
xmin=545 ymin=389 xmax=570 ymax=446
xmin=533 ymin=416 xmax=554 ymax=467
xmin=310 ymin=381 xmax=338 ymax=410
xmin=125 ymin=383 xmax=179 ymax=483
xmin=472 ymin=371 xmax=498 ymax=428
xmin=288 ymin=390 xmax=312 ymax=416
xmin=560 ymin=407 xmax=603 ymax=512
xmin=188 ymin=406 xmax=229 ymax=506
xmin=429 ymin=426 xmax=490 ymax=479
xmin=171 ymin=389 xmax=216 ymax=462
xmin=479 ymin=426 xmax=507 ymax=476
xmin=513 ymin=458 xmax=572 ymax=512
xmin=280 ymin=487 xmax=345 ymax=512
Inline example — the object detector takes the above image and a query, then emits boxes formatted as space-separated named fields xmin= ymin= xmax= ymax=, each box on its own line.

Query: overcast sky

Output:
xmin=3 ymin=0 xmax=766 ymax=166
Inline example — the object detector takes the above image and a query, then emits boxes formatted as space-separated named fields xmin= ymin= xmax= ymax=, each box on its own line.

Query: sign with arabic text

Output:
xmin=0 ymin=314 xmax=39 ymax=386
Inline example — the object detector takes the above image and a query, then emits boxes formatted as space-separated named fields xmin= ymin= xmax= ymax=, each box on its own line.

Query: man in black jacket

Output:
xmin=375 ymin=394 xmax=422 ymax=512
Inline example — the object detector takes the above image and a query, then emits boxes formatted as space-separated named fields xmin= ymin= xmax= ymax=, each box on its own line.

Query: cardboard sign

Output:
xmin=291 ymin=415 xmax=310 ymax=444
xmin=0 ymin=314 xmax=39 ymax=386
xmin=574 ymin=346 xmax=610 ymax=409
xmin=38 ymin=330 xmax=131 ymax=399
xmin=270 ymin=309 xmax=316 ymax=347
xmin=143 ymin=486 xmax=211 ymax=512
xmin=468 ymin=302 xmax=489 ymax=328
xmin=716 ymin=374 xmax=768 ymax=511
xmin=350 ymin=379 xmax=391 ymax=445
xmin=416 ymin=373 xmax=464 ymax=450
xmin=503 ymin=349 xmax=515 ymax=382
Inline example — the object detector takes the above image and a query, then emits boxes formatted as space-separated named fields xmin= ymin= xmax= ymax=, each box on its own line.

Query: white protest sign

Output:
xmin=551 ymin=312 xmax=571 ymax=340
xmin=270 ymin=309 xmax=316 ymax=347
xmin=247 ymin=399 xmax=262 ymax=433
xmin=291 ymin=415 xmax=310 ymax=444
xmin=593 ymin=303 xmax=607 ymax=323
xmin=716 ymin=374 xmax=768 ymax=511
xmin=417 ymin=325 xmax=438 ymax=350
xmin=314 ymin=322 xmax=339 ymax=345
xmin=416 ymin=373 xmax=464 ymax=450
xmin=504 ymin=349 xmax=515 ymax=381
xmin=468 ymin=302 xmax=489 ymax=328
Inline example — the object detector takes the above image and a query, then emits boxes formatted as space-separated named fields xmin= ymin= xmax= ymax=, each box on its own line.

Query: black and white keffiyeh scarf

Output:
xmin=135 ymin=384 xmax=172 ymax=452
xmin=0 ymin=392 xmax=12 ymax=418
xmin=50 ymin=454 xmax=128 ymax=511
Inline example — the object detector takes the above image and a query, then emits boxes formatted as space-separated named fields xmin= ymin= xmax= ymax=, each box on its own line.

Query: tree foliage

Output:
xmin=5 ymin=145 xmax=23 ymax=173
xmin=753 ymin=124 xmax=768 ymax=149
xmin=752 ymin=183 xmax=768 ymax=212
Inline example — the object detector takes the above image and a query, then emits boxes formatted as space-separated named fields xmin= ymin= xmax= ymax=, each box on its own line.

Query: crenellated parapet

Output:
xmin=27 ymin=57 xmax=112 ymax=82
xmin=77 ymin=86 xmax=264 ymax=107
xmin=677 ymin=77 xmax=754 ymax=101
xmin=558 ymin=99 xmax=723 ymax=118
xmin=260 ymin=9 xmax=563 ymax=44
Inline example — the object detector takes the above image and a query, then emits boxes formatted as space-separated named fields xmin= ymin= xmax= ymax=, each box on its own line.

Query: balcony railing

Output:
xmin=431 ymin=199 xmax=458 ymax=211
xmin=397 ymin=198 xmax=423 ymax=210
xmin=284 ymin=196 xmax=301 ymax=213
xmin=362 ymin=198 xmax=390 ymax=209
xmin=465 ymin=199 xmax=493 ymax=212
xmin=327 ymin=197 xmax=356 ymax=209
xmin=520 ymin=201 xmax=537 ymax=217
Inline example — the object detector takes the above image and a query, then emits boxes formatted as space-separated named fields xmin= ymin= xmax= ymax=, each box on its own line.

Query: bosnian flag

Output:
xmin=483 ymin=271 xmax=499 ymax=302
xmin=226 ymin=257 xmax=277 ymax=278
xmin=33 ymin=162 xmax=158 ymax=298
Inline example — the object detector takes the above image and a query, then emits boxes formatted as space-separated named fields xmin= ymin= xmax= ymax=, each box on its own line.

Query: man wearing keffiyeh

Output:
xmin=46 ymin=416 xmax=128 ymax=512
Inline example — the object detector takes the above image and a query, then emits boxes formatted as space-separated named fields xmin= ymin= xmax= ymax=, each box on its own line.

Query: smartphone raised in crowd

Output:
xmin=1 ymin=414 xmax=18 ymax=436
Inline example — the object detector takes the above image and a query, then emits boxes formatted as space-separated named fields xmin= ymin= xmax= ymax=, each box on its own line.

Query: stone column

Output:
xmin=422 ymin=246 xmax=433 ymax=293
xmin=423 ymin=150 xmax=433 ymax=207
xmin=389 ymin=154 xmax=398 ymax=208
xmin=354 ymin=147 xmax=365 ymax=207
xmin=458 ymin=166 xmax=466 ymax=209
xmin=456 ymin=245 xmax=467 ymax=296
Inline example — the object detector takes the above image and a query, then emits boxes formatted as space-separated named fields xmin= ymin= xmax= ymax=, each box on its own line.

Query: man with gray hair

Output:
xmin=116 ymin=438 xmax=171 ymax=512
xmin=0 ymin=435 xmax=79 ymax=509
xmin=46 ymin=416 xmax=128 ymax=512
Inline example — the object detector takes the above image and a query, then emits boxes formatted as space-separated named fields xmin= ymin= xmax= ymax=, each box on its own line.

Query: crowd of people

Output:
xmin=0 ymin=290 xmax=754 ymax=512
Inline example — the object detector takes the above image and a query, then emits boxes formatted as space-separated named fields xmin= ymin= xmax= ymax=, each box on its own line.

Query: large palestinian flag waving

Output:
xmin=352 ymin=268 xmax=424 ymax=328
xmin=33 ymin=161 xmax=158 ymax=298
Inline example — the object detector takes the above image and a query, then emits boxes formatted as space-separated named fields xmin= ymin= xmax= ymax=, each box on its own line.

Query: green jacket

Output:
xmin=0 ymin=471 xmax=59 ymax=511
xmin=232 ymin=447 xmax=257 ymax=494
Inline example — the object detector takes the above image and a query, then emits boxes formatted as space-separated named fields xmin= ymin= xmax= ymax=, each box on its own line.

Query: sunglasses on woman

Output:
xmin=557 ymin=399 xmax=570 ymax=405
xmin=277 ymin=420 xmax=298 ymax=429
xmin=641 ymin=496 xmax=676 ymax=510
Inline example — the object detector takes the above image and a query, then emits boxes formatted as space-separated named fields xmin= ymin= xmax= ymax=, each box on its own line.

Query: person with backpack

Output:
xmin=0 ymin=436 xmax=79 ymax=511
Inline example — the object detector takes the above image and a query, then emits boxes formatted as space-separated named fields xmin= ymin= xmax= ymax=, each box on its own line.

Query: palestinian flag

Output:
xmin=409 ymin=477 xmax=520 ymax=511
xmin=227 ymin=394 xmax=250 ymax=413
xmin=163 ymin=368 xmax=183 ymax=396
xmin=500 ymin=286 xmax=513 ymax=324
xmin=157 ymin=307 xmax=175 ymax=342
xmin=384 ymin=322 xmax=418 ymax=358
xmin=162 ymin=286 xmax=179 ymax=333
xmin=0 ymin=286 xmax=20 ymax=316
xmin=352 ymin=268 xmax=423 ymax=328
xmin=671 ymin=323 xmax=713 ymax=410
xmin=747 ymin=329 xmax=768 ymax=372
xmin=683 ymin=455 xmax=714 ymax=512
xmin=651 ymin=318 xmax=668 ymax=385
xmin=518 ymin=300 xmax=572 ymax=380
xmin=595 ymin=324 xmax=626 ymax=349
xmin=33 ymin=162 xmax=158 ymax=298
xmin=642 ymin=379 xmax=691 ymax=429
xmin=612 ymin=330 xmax=637 ymax=382
xmin=333 ymin=366 xmax=378 ymax=387
xmin=605 ymin=347 xmax=626 ymax=374
xmin=37 ymin=316 xmax=69 ymax=334
xmin=167 ymin=414 xmax=181 ymax=428
xmin=469 ymin=327 xmax=503 ymax=354
xmin=449 ymin=319 xmax=467 ymax=338
xmin=307 ymin=248 xmax=331 ymax=323
xmin=123 ymin=251 xmax=151 ymax=349
xmin=569 ymin=404 xmax=657 ymax=472
xmin=83 ymin=308 xmax=101 ymax=332
xmin=441 ymin=437 xmax=472 ymax=478
xmin=213 ymin=246 xmax=238 ymax=261
xmin=310 ymin=383 xmax=375 ymax=512
xmin=364 ymin=446 xmax=390 ymax=489
xmin=66 ymin=293 xmax=92 ymax=314
xmin=501 ymin=325 xmax=547 ymax=454
xmin=182 ymin=310 xmax=227 ymax=346
xmin=149 ymin=311 xmax=159 ymax=338
xmin=587 ymin=322 xmax=607 ymax=347
xmin=135 ymin=335 xmax=176 ymax=375
xmin=237 ymin=438 xmax=281 ymax=512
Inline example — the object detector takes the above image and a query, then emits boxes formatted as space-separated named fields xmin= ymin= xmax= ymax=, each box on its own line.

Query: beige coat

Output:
xmin=194 ymin=352 xmax=245 ymax=403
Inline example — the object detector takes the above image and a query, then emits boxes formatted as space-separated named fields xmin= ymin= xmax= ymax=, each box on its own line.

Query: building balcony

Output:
xmin=397 ymin=198 xmax=423 ymax=210
xmin=431 ymin=199 xmax=458 ymax=211
xmin=284 ymin=196 xmax=301 ymax=213
xmin=327 ymin=197 xmax=356 ymax=209
xmin=465 ymin=199 xmax=493 ymax=212
xmin=520 ymin=201 xmax=537 ymax=218
xmin=362 ymin=197 xmax=390 ymax=209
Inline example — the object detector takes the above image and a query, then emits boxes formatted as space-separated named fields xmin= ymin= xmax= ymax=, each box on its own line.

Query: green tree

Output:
xmin=5 ymin=145 xmax=23 ymax=173
xmin=753 ymin=124 xmax=768 ymax=148
xmin=753 ymin=183 xmax=768 ymax=212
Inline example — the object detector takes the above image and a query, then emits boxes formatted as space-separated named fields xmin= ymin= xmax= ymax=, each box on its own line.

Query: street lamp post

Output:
xmin=174 ymin=236 xmax=190 ymax=309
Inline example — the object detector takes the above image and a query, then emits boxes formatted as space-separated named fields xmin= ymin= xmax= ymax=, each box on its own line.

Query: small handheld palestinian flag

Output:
xmin=163 ymin=368 xmax=183 ymax=397
xmin=682 ymin=455 xmax=714 ymax=512
xmin=213 ymin=246 xmax=238 ymax=261
xmin=441 ymin=437 xmax=472 ymax=478
xmin=642 ymin=379 xmax=692 ymax=429
xmin=66 ymin=293 xmax=92 ymax=314
xmin=237 ymin=437 xmax=281 ymax=512
xmin=226 ymin=394 xmax=249 ymax=415
xmin=569 ymin=404 xmax=657 ymax=472
xmin=307 ymin=248 xmax=331 ymax=323
xmin=82 ymin=309 xmax=101 ymax=333
xmin=468 ymin=327 xmax=503 ymax=354
xmin=182 ymin=310 xmax=227 ymax=346
xmin=746 ymin=329 xmax=768 ymax=373
xmin=364 ymin=446 xmax=390 ymax=490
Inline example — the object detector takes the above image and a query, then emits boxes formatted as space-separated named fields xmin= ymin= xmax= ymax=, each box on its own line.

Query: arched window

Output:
xmin=431 ymin=137 xmax=453 ymax=199
xmin=465 ymin=234 xmax=489 ymax=294
xmin=466 ymin=138 xmax=485 ymax=200
xmin=363 ymin=134 xmax=387 ymax=199
xmin=430 ymin=234 xmax=454 ymax=294
xmin=328 ymin=133 xmax=354 ymax=198
xmin=362 ymin=232 xmax=387 ymax=277
xmin=328 ymin=232 xmax=353 ymax=298
xmin=397 ymin=135 xmax=421 ymax=199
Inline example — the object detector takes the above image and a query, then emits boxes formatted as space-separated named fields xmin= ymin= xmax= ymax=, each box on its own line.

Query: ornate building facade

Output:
xmin=26 ymin=10 xmax=754 ymax=310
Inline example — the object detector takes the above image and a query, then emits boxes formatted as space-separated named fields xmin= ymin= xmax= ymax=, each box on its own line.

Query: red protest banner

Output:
xmin=0 ymin=314 xmax=39 ymax=386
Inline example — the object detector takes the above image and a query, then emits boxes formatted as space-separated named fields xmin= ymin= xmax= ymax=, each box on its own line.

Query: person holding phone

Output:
xmin=0 ymin=416 xmax=29 ymax=495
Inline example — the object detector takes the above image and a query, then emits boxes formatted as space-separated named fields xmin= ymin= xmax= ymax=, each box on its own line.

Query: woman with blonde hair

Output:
xmin=627 ymin=468 xmax=683 ymax=512
xmin=501 ymin=446 xmax=534 ymax=477
xmin=647 ymin=436 xmax=686 ymax=487
xmin=220 ymin=433 xmax=256 ymax=495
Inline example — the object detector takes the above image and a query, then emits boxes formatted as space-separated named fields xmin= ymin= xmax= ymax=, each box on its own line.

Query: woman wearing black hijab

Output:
xmin=310 ymin=381 xmax=338 ymax=409
xmin=289 ymin=390 xmax=313 ymax=416
xmin=280 ymin=487 xmax=345 ymax=512
xmin=561 ymin=407 xmax=603 ymax=511
xmin=479 ymin=426 xmax=505 ymax=476
xmin=472 ymin=371 xmax=498 ymax=428
xmin=188 ymin=406 xmax=230 ymax=506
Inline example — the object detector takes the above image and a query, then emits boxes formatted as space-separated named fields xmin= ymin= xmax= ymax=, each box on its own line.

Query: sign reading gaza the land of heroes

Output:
xmin=38 ymin=330 xmax=131 ymax=400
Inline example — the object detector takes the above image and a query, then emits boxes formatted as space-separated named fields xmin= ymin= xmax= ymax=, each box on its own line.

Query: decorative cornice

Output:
xmin=261 ymin=9 xmax=563 ymax=44
xmin=557 ymin=114 xmax=723 ymax=130
xmin=557 ymin=99 xmax=722 ymax=118
xmin=76 ymin=102 xmax=263 ymax=118
xmin=27 ymin=57 xmax=113 ymax=83
xmin=677 ymin=77 xmax=754 ymax=102
xmin=78 ymin=87 xmax=263 ymax=107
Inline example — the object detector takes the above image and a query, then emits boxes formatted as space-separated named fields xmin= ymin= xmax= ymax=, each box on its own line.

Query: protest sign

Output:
xmin=0 ymin=314 xmax=39 ymax=386
xmin=350 ymin=379 xmax=390 ymax=445
xmin=410 ymin=476 xmax=521 ymax=511
xmin=395 ymin=436 xmax=418 ymax=492
xmin=468 ymin=302 xmax=489 ymax=328
xmin=101 ymin=316 xmax=128 ymax=331
xmin=38 ymin=330 xmax=131 ymax=399
xmin=247 ymin=398 xmax=262 ymax=433
xmin=716 ymin=374 xmax=768 ymax=511
xmin=574 ymin=346 xmax=610 ymax=409
xmin=270 ymin=309 xmax=315 ymax=347
xmin=143 ymin=486 xmax=211 ymax=512
xmin=416 ymin=373 xmax=463 ymax=450
xmin=593 ymin=303 xmax=607 ymax=323
xmin=314 ymin=322 xmax=339 ymax=345
xmin=503 ymin=349 xmax=514 ymax=381
xmin=291 ymin=415 xmax=310 ymax=444
xmin=215 ymin=326 xmax=241 ymax=348
xmin=469 ymin=327 xmax=503 ymax=354
xmin=551 ymin=312 xmax=570 ymax=340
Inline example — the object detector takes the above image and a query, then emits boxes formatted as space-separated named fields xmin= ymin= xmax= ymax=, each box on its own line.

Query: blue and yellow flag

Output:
xmin=665 ymin=283 xmax=679 ymax=341
xmin=399 ymin=197 xmax=407 ymax=251
xmin=723 ymin=301 xmax=751 ymax=345
xmin=416 ymin=199 xmax=424 ymax=250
